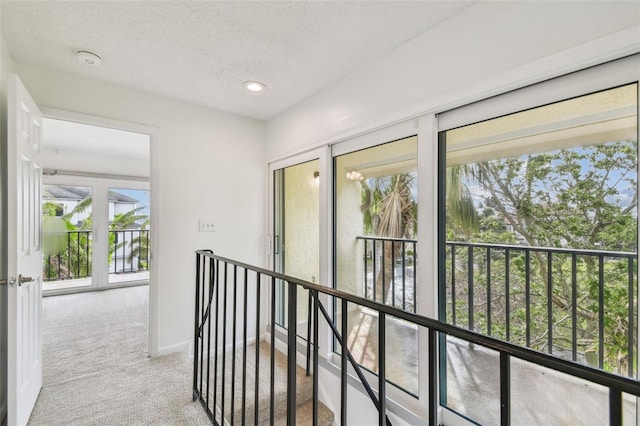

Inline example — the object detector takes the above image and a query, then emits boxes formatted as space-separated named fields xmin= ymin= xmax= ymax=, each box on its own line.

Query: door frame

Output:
xmin=39 ymin=107 xmax=161 ymax=357
xmin=267 ymin=147 xmax=330 ymax=350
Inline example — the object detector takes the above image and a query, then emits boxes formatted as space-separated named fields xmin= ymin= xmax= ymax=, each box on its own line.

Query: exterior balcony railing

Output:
xmin=357 ymin=235 xmax=417 ymax=313
xmin=358 ymin=236 xmax=638 ymax=378
xmin=43 ymin=229 xmax=150 ymax=282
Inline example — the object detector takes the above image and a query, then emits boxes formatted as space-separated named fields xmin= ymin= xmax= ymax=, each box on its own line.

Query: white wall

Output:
xmin=265 ymin=2 xmax=640 ymax=423
xmin=12 ymin=61 xmax=266 ymax=354
xmin=266 ymin=1 xmax=640 ymax=158
xmin=0 ymin=31 xmax=14 ymax=424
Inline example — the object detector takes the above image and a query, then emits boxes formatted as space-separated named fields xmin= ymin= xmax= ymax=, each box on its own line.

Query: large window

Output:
xmin=439 ymin=83 xmax=638 ymax=425
xmin=334 ymin=135 xmax=419 ymax=395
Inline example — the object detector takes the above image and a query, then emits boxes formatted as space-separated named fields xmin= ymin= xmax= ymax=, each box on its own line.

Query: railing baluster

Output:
xmin=628 ymin=257 xmax=634 ymax=378
xmin=364 ymin=239 xmax=369 ymax=299
xmin=341 ymin=298 xmax=348 ymax=426
xmin=192 ymin=253 xmax=201 ymax=401
xmin=199 ymin=257 xmax=206 ymax=402
xmin=270 ymin=276 xmax=276 ymax=425
xmin=372 ymin=240 xmax=377 ymax=303
xmin=609 ymin=387 xmax=622 ymax=426
xmin=287 ymin=281 xmax=297 ymax=426
xmin=487 ymin=246 xmax=492 ymax=336
xmin=599 ymin=255 xmax=605 ymax=369
xmin=428 ymin=328 xmax=437 ymax=426
xmin=242 ymin=268 xmax=248 ymax=426
xmin=206 ymin=257 xmax=213 ymax=413
xmin=571 ymin=254 xmax=577 ymax=362
xmin=468 ymin=245 xmax=474 ymax=332
xmin=221 ymin=262 xmax=228 ymax=424
xmin=213 ymin=259 xmax=220 ymax=422
xmin=391 ymin=240 xmax=395 ymax=308
xmin=505 ymin=249 xmax=510 ymax=341
xmin=547 ymin=251 xmax=553 ymax=355
xmin=378 ymin=312 xmax=386 ymax=426
xmin=255 ymin=272 xmax=261 ymax=426
xmin=402 ymin=241 xmax=406 ymax=311
xmin=77 ymin=230 xmax=81 ymax=276
xmin=306 ymin=290 xmax=312 ymax=376
xmin=412 ymin=241 xmax=416 ymax=313
xmin=231 ymin=265 xmax=238 ymax=425
xmin=312 ymin=290 xmax=319 ymax=426
xmin=381 ymin=240 xmax=386 ymax=305
xmin=500 ymin=352 xmax=511 ymax=426
xmin=452 ymin=244 xmax=456 ymax=326
xmin=67 ymin=231 xmax=71 ymax=278
xmin=525 ymin=249 xmax=531 ymax=347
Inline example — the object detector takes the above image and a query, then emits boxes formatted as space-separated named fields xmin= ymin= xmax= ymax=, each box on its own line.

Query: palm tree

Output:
xmin=363 ymin=174 xmax=416 ymax=305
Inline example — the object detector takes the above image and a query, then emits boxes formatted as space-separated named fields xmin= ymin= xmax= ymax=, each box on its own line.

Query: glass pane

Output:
xmin=511 ymin=357 xmax=609 ymax=424
xmin=444 ymin=336 xmax=500 ymax=425
xmin=108 ymin=188 xmax=150 ymax=284
xmin=273 ymin=159 xmax=320 ymax=340
xmin=440 ymin=83 xmax=639 ymax=422
xmin=622 ymin=393 xmax=638 ymax=426
xmin=334 ymin=135 xmax=418 ymax=395
xmin=43 ymin=184 xmax=93 ymax=291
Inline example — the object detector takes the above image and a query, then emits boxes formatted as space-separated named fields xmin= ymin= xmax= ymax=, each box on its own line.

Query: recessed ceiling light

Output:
xmin=243 ymin=81 xmax=266 ymax=93
xmin=77 ymin=51 xmax=102 ymax=66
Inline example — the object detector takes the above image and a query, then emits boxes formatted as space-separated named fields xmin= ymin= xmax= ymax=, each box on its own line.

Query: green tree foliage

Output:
xmin=447 ymin=140 xmax=638 ymax=376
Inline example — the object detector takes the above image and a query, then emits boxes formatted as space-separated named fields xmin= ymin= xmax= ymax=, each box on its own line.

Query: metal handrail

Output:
xmin=447 ymin=240 xmax=637 ymax=258
xmin=194 ymin=249 xmax=640 ymax=426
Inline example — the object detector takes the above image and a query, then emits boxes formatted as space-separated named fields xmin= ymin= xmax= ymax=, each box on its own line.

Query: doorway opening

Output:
xmin=40 ymin=117 xmax=151 ymax=295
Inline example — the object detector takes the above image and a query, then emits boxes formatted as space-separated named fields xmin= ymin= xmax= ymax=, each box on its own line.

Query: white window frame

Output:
xmin=437 ymin=54 xmax=640 ymax=426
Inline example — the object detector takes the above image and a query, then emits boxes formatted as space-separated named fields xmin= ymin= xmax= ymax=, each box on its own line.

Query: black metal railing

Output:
xmin=43 ymin=229 xmax=150 ymax=282
xmin=444 ymin=241 xmax=638 ymax=378
xmin=194 ymin=249 xmax=640 ymax=425
xmin=357 ymin=236 xmax=417 ymax=312
xmin=44 ymin=230 xmax=92 ymax=281
xmin=109 ymin=229 xmax=150 ymax=275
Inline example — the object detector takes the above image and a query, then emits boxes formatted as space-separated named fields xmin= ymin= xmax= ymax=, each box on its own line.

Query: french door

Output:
xmin=42 ymin=176 xmax=150 ymax=295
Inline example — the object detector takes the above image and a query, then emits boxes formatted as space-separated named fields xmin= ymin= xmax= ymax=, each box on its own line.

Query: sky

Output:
xmin=112 ymin=188 xmax=150 ymax=216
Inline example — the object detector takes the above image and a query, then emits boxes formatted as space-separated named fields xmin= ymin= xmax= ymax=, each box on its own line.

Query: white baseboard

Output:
xmin=156 ymin=340 xmax=190 ymax=356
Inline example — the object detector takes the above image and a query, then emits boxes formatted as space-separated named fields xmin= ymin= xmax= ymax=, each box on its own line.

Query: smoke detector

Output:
xmin=77 ymin=51 xmax=102 ymax=66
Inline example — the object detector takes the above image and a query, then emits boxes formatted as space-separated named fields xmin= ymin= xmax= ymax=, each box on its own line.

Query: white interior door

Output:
xmin=7 ymin=74 xmax=43 ymax=426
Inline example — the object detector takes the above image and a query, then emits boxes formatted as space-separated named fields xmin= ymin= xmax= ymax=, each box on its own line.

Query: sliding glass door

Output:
xmin=272 ymin=158 xmax=320 ymax=340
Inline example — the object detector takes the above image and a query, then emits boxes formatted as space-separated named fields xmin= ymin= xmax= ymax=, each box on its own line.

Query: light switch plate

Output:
xmin=199 ymin=221 xmax=216 ymax=232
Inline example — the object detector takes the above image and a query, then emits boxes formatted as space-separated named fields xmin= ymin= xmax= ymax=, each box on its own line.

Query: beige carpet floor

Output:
xmin=28 ymin=286 xmax=211 ymax=426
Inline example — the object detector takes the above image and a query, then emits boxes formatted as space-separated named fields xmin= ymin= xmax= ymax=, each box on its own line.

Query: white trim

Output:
xmin=40 ymin=107 xmax=157 ymax=136
xmin=156 ymin=340 xmax=191 ymax=356
xmin=330 ymin=119 xmax=419 ymax=158
xmin=439 ymin=54 xmax=640 ymax=132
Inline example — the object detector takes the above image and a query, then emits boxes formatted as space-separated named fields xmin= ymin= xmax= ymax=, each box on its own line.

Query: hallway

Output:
xmin=28 ymin=286 xmax=209 ymax=425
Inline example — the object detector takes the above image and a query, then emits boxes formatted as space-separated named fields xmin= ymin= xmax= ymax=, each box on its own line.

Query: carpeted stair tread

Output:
xmin=271 ymin=399 xmax=334 ymax=426
xmin=203 ymin=341 xmax=332 ymax=425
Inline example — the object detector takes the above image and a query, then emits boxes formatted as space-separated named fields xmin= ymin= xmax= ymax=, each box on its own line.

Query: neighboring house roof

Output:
xmin=43 ymin=185 xmax=91 ymax=200
xmin=108 ymin=190 xmax=138 ymax=203
xmin=43 ymin=185 xmax=139 ymax=203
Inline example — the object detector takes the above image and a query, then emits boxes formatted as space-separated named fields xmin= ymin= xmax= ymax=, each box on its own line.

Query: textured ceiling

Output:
xmin=1 ymin=1 xmax=473 ymax=120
